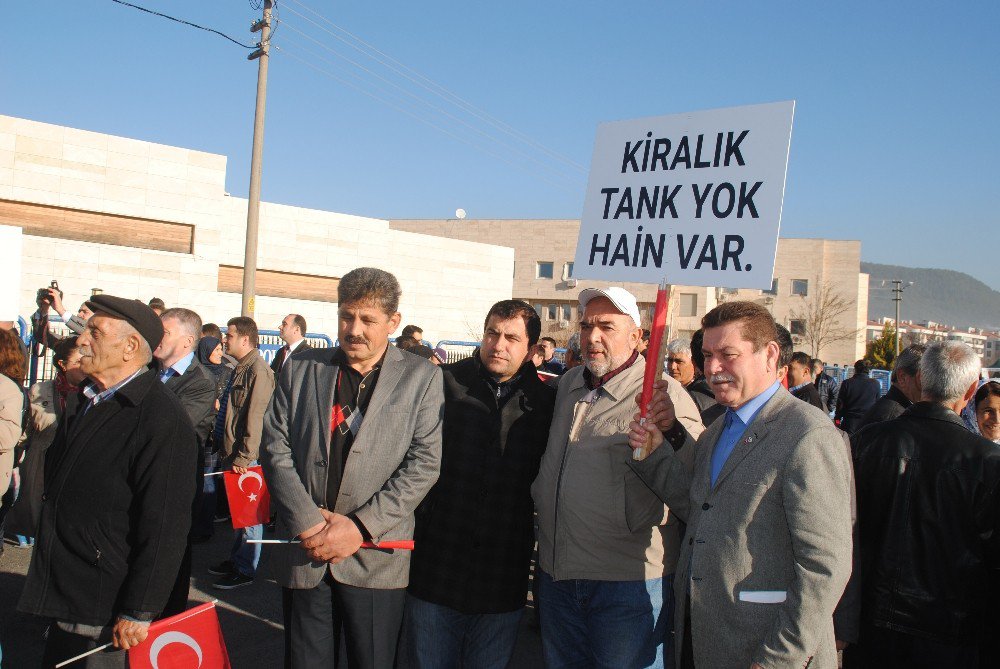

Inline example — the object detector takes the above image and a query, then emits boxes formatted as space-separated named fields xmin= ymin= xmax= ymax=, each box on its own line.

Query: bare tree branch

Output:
xmin=789 ymin=280 xmax=861 ymax=358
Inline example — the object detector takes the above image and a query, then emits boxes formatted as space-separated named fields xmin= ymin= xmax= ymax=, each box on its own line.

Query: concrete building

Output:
xmin=391 ymin=219 xmax=869 ymax=364
xmin=865 ymin=317 xmax=1000 ymax=365
xmin=0 ymin=115 xmax=514 ymax=342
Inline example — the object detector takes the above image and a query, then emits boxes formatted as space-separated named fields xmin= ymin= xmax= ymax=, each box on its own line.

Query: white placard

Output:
xmin=0 ymin=225 xmax=23 ymax=321
xmin=573 ymin=101 xmax=794 ymax=289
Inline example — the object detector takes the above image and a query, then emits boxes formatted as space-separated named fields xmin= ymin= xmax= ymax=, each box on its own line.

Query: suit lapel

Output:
xmin=314 ymin=351 xmax=338 ymax=456
xmin=711 ymin=391 xmax=788 ymax=490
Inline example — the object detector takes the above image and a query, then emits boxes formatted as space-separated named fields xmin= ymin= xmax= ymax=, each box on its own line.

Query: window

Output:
xmin=791 ymin=279 xmax=809 ymax=297
xmin=561 ymin=304 xmax=573 ymax=321
xmin=536 ymin=262 xmax=554 ymax=279
xmin=563 ymin=262 xmax=574 ymax=280
xmin=789 ymin=319 xmax=806 ymax=336
xmin=546 ymin=304 xmax=558 ymax=321
xmin=679 ymin=293 xmax=698 ymax=317
xmin=762 ymin=278 xmax=778 ymax=296
xmin=533 ymin=303 xmax=544 ymax=318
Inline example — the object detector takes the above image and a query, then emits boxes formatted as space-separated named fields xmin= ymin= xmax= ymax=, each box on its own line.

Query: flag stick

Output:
xmin=248 ymin=539 xmax=415 ymax=550
xmin=635 ymin=279 xmax=670 ymax=461
xmin=204 ymin=471 xmax=225 ymax=477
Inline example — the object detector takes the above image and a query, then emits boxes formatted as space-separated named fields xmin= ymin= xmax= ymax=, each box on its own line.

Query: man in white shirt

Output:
xmin=272 ymin=313 xmax=310 ymax=375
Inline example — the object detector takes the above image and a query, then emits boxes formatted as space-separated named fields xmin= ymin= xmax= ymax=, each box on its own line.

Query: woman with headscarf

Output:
xmin=974 ymin=381 xmax=1000 ymax=445
xmin=193 ymin=335 xmax=235 ymax=540
xmin=6 ymin=336 xmax=84 ymax=546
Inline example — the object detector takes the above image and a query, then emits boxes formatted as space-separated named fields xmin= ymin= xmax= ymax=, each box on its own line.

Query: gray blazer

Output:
xmin=261 ymin=344 xmax=443 ymax=590
xmin=630 ymin=387 xmax=853 ymax=669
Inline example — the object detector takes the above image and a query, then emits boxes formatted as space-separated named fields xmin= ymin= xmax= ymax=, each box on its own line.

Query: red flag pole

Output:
xmin=635 ymin=279 xmax=670 ymax=461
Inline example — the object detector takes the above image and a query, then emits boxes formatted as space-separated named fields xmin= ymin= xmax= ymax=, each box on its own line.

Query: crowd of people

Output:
xmin=0 ymin=267 xmax=998 ymax=669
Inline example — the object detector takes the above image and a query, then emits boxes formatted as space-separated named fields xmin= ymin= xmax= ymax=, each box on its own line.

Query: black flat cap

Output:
xmin=85 ymin=294 xmax=165 ymax=350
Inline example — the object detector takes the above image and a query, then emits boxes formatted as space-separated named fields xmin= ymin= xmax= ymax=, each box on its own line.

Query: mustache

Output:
xmin=78 ymin=346 xmax=93 ymax=357
xmin=710 ymin=373 xmax=736 ymax=384
xmin=344 ymin=336 xmax=369 ymax=345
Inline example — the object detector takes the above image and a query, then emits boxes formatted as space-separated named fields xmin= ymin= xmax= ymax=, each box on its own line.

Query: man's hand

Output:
xmin=49 ymin=288 xmax=67 ymax=316
xmin=232 ymin=464 xmax=248 ymax=475
xmin=835 ymin=640 xmax=849 ymax=651
xmin=299 ymin=509 xmax=363 ymax=564
xmin=751 ymin=664 xmax=764 ymax=669
xmin=628 ymin=415 xmax=665 ymax=454
xmin=633 ymin=379 xmax=677 ymax=432
xmin=111 ymin=617 xmax=150 ymax=650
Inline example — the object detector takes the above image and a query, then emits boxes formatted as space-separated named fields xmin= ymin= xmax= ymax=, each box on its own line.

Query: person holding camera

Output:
xmin=31 ymin=281 xmax=91 ymax=354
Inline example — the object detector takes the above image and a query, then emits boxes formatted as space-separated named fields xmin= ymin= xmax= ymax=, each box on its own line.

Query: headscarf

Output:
xmin=197 ymin=336 xmax=227 ymax=379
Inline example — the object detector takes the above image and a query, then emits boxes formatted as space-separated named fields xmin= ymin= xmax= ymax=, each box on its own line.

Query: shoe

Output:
xmin=208 ymin=560 xmax=235 ymax=576
xmin=212 ymin=572 xmax=254 ymax=590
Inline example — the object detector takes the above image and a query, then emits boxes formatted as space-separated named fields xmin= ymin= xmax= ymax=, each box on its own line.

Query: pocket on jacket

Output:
xmin=623 ymin=470 xmax=668 ymax=533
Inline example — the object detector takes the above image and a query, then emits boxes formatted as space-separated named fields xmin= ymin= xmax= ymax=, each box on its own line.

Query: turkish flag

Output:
xmin=223 ymin=465 xmax=271 ymax=529
xmin=129 ymin=601 xmax=231 ymax=669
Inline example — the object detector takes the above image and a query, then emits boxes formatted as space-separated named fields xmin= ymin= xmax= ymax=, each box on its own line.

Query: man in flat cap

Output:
xmin=19 ymin=295 xmax=199 ymax=668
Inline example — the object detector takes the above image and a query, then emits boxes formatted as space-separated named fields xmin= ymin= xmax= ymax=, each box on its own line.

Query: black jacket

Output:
xmin=164 ymin=357 xmax=217 ymax=451
xmin=686 ymin=377 xmax=726 ymax=426
xmin=18 ymin=369 xmax=198 ymax=625
xmin=851 ymin=403 xmax=1000 ymax=644
xmin=815 ymin=372 xmax=839 ymax=414
xmin=791 ymin=382 xmax=825 ymax=410
xmin=270 ymin=340 xmax=312 ymax=375
xmin=836 ymin=372 xmax=881 ymax=433
xmin=409 ymin=356 xmax=555 ymax=613
xmin=856 ymin=384 xmax=911 ymax=431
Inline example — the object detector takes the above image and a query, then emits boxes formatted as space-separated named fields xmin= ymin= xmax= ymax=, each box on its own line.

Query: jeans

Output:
xmin=400 ymin=593 xmax=523 ymax=669
xmin=537 ymin=570 xmax=673 ymax=669
xmin=229 ymin=460 xmax=262 ymax=577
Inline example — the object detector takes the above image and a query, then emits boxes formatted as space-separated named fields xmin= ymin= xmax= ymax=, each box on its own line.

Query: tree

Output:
xmin=788 ymin=280 xmax=861 ymax=358
xmin=865 ymin=322 xmax=896 ymax=370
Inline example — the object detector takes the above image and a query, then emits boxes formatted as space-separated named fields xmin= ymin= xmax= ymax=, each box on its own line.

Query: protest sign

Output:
xmin=573 ymin=101 xmax=795 ymax=290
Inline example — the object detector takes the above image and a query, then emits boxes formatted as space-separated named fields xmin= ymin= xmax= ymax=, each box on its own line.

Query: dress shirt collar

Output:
xmin=162 ymin=351 xmax=195 ymax=379
xmin=729 ymin=379 xmax=782 ymax=426
xmin=788 ymin=381 xmax=812 ymax=393
xmin=82 ymin=367 xmax=146 ymax=407
xmin=286 ymin=338 xmax=304 ymax=353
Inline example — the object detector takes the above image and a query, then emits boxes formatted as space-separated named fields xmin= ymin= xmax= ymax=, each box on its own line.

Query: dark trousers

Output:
xmin=42 ymin=624 xmax=125 ymax=669
xmin=160 ymin=540 xmax=192 ymax=618
xmin=845 ymin=624 xmax=979 ymax=668
xmin=282 ymin=571 xmax=405 ymax=669
xmin=680 ymin=596 xmax=694 ymax=669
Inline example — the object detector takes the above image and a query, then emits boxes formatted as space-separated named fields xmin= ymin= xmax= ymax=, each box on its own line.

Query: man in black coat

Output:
xmin=849 ymin=341 xmax=1000 ymax=667
xmin=812 ymin=359 xmax=840 ymax=414
xmin=154 ymin=307 xmax=218 ymax=617
xmin=857 ymin=344 xmax=925 ymax=431
xmin=402 ymin=300 xmax=556 ymax=668
xmin=270 ymin=313 xmax=312 ymax=375
xmin=836 ymin=360 xmax=882 ymax=433
xmin=18 ymin=295 xmax=198 ymax=667
xmin=787 ymin=351 xmax=826 ymax=410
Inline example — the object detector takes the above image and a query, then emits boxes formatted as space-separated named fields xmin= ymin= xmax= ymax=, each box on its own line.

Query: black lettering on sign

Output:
xmin=671 ymin=136 xmax=692 ymax=170
xmin=721 ymin=235 xmax=744 ymax=270
xmin=651 ymin=138 xmax=671 ymax=171
xmin=614 ymin=188 xmax=634 ymax=220
xmin=610 ymin=235 xmax=631 ymax=266
xmin=695 ymin=235 xmax=718 ymax=270
xmin=600 ymin=188 xmax=619 ymax=219
xmin=677 ymin=234 xmax=699 ymax=270
xmin=725 ymin=130 xmax=749 ymax=166
xmin=738 ymin=181 xmax=761 ymax=218
xmin=590 ymin=234 xmax=611 ymax=265
xmin=692 ymin=184 xmax=713 ymax=218
xmin=712 ymin=183 xmax=736 ymax=218
xmin=658 ymin=185 xmax=682 ymax=219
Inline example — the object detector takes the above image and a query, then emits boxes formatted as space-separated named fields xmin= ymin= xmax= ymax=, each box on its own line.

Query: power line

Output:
xmin=272 ymin=44 xmax=580 ymax=193
xmin=281 ymin=0 xmax=586 ymax=173
xmin=276 ymin=20 xmax=580 ymax=185
xmin=109 ymin=0 xmax=256 ymax=49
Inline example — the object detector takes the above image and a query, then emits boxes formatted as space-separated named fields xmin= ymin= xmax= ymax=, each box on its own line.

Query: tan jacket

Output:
xmin=223 ymin=349 xmax=275 ymax=468
xmin=0 ymin=375 xmax=24 ymax=511
xmin=532 ymin=356 xmax=704 ymax=581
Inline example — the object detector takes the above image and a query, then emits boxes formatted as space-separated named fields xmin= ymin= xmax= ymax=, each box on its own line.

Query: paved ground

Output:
xmin=0 ymin=528 xmax=544 ymax=668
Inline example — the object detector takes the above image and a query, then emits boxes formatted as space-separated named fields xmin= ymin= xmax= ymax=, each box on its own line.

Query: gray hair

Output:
xmin=667 ymin=338 xmax=692 ymax=356
xmin=338 ymin=267 xmax=402 ymax=315
xmin=919 ymin=341 xmax=980 ymax=403
xmin=160 ymin=307 xmax=203 ymax=339
xmin=891 ymin=343 xmax=926 ymax=383
xmin=566 ymin=332 xmax=581 ymax=357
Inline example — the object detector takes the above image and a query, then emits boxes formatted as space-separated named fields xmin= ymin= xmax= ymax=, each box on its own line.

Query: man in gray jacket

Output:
xmin=627 ymin=301 xmax=853 ymax=669
xmin=532 ymin=287 xmax=703 ymax=669
xmin=262 ymin=267 xmax=443 ymax=669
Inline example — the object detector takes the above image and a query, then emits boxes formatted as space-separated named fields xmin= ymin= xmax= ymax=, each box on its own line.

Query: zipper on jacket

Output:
xmin=551 ymin=390 xmax=599 ymax=574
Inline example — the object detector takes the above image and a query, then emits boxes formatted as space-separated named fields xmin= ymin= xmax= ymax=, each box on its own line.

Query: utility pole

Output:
xmin=241 ymin=0 xmax=272 ymax=318
xmin=891 ymin=279 xmax=912 ymax=359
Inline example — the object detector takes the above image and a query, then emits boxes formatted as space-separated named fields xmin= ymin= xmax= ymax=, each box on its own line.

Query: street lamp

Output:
xmin=892 ymin=280 xmax=914 ymax=359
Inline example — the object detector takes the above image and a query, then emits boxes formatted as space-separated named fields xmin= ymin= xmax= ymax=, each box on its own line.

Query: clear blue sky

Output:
xmin=6 ymin=1 xmax=998 ymax=288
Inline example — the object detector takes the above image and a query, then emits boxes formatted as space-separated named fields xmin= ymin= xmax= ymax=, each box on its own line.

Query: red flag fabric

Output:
xmin=128 ymin=602 xmax=230 ymax=669
xmin=223 ymin=465 xmax=270 ymax=529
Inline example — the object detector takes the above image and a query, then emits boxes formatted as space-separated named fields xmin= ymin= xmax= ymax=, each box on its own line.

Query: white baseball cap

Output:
xmin=578 ymin=287 xmax=642 ymax=328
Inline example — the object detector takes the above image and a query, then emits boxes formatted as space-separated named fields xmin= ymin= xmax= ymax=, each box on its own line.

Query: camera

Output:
xmin=36 ymin=280 xmax=62 ymax=307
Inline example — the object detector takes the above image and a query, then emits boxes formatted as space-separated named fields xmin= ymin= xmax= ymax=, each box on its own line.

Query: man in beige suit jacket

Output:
xmin=628 ymin=301 xmax=853 ymax=669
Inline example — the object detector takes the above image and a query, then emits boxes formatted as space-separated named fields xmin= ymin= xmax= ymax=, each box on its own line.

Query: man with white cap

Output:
xmin=531 ymin=287 xmax=704 ymax=669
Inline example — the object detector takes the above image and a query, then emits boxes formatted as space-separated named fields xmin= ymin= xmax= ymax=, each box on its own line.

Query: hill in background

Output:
xmin=863 ymin=262 xmax=1000 ymax=331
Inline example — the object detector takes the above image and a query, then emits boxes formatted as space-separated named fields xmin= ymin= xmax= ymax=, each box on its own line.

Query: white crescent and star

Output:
xmin=237 ymin=470 xmax=264 ymax=502
xmin=149 ymin=631 xmax=203 ymax=669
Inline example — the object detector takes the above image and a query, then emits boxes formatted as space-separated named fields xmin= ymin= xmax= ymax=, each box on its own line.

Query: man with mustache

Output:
xmin=532 ymin=287 xmax=703 ymax=668
xmin=262 ymin=267 xmax=443 ymax=669
xmin=402 ymin=300 xmax=556 ymax=668
xmin=626 ymin=301 xmax=853 ymax=669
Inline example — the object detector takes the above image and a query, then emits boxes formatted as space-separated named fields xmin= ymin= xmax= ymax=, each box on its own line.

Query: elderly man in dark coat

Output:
xmin=18 ymin=295 xmax=198 ymax=668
